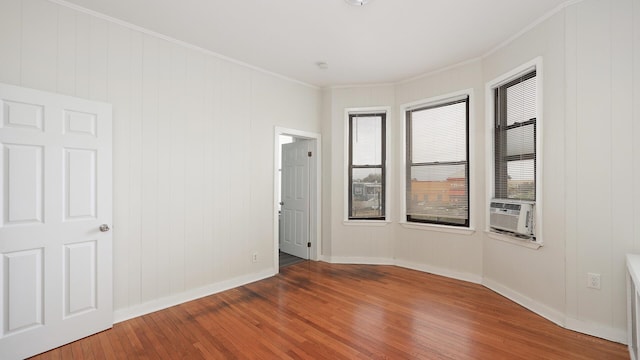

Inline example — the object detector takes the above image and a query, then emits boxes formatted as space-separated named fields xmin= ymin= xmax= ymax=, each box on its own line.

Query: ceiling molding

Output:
xmin=47 ymin=0 xmax=319 ymax=90
xmin=482 ymin=0 xmax=584 ymax=59
xmin=48 ymin=0 xmax=581 ymax=90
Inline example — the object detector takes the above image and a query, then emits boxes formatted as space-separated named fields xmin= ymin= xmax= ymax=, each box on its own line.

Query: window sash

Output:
xmin=494 ymin=71 xmax=536 ymax=201
xmin=406 ymin=97 xmax=470 ymax=227
xmin=348 ymin=113 xmax=386 ymax=220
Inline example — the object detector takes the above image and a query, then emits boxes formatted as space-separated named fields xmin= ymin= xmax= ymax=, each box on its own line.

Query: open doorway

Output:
xmin=273 ymin=127 xmax=321 ymax=271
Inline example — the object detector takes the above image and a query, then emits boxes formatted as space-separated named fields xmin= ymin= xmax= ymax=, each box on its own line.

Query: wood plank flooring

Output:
xmin=31 ymin=262 xmax=628 ymax=359
xmin=279 ymin=251 xmax=306 ymax=268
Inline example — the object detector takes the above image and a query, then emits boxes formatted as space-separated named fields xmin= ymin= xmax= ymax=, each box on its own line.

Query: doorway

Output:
xmin=273 ymin=127 xmax=321 ymax=271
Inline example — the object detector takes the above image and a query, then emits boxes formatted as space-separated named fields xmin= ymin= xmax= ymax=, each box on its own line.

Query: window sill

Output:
xmin=343 ymin=220 xmax=391 ymax=227
xmin=485 ymin=230 xmax=542 ymax=249
xmin=400 ymin=221 xmax=475 ymax=235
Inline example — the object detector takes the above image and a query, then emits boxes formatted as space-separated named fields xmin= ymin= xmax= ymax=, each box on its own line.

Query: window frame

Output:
xmin=485 ymin=57 xmax=543 ymax=248
xmin=401 ymin=90 xmax=474 ymax=231
xmin=494 ymin=70 xmax=537 ymax=201
xmin=344 ymin=108 xmax=390 ymax=223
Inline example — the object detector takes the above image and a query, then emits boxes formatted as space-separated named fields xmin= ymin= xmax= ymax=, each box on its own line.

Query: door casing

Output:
xmin=273 ymin=127 xmax=321 ymax=270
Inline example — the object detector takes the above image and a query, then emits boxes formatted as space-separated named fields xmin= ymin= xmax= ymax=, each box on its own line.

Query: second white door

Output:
xmin=280 ymin=140 xmax=310 ymax=259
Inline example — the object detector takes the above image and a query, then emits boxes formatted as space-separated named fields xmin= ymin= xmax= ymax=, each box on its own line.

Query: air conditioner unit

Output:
xmin=489 ymin=199 xmax=534 ymax=237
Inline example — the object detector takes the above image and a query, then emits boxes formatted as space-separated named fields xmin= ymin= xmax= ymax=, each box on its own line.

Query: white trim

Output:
xmin=47 ymin=0 xmax=317 ymax=90
xmin=483 ymin=278 xmax=565 ymax=327
xmin=343 ymin=106 xmax=392 ymax=223
xmin=398 ymin=57 xmax=482 ymax=85
xmin=114 ymin=268 xmax=275 ymax=323
xmin=330 ymin=82 xmax=397 ymax=90
xmin=484 ymin=57 xmax=543 ymax=247
xmin=485 ymin=231 xmax=542 ymax=250
xmin=343 ymin=220 xmax=391 ymax=227
xmin=397 ymin=1 xmax=582 ymax=85
xmin=399 ymin=88 xmax=475 ymax=230
xmin=482 ymin=0 xmax=584 ymax=59
xmin=565 ymin=317 xmax=627 ymax=345
xmin=484 ymin=277 xmax=626 ymax=344
xmin=273 ymin=127 xmax=322 ymax=270
xmin=395 ymin=259 xmax=483 ymax=284
xmin=324 ymin=256 xmax=395 ymax=265
xmin=322 ymin=256 xmax=482 ymax=284
xmin=399 ymin=222 xmax=476 ymax=235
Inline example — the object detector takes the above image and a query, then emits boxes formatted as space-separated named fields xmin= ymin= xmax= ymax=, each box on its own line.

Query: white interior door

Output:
xmin=280 ymin=140 xmax=310 ymax=259
xmin=0 ymin=83 xmax=112 ymax=359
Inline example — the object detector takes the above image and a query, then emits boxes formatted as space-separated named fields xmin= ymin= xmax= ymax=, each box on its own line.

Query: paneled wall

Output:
xmin=393 ymin=61 xmax=485 ymax=282
xmin=324 ymin=85 xmax=396 ymax=262
xmin=0 ymin=0 xmax=321 ymax=316
xmin=325 ymin=0 xmax=640 ymax=343
xmin=481 ymin=5 xmax=568 ymax=327
xmin=563 ymin=0 xmax=639 ymax=338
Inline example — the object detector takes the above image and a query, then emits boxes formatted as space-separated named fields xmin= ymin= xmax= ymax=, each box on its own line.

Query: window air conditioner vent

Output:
xmin=489 ymin=199 xmax=534 ymax=238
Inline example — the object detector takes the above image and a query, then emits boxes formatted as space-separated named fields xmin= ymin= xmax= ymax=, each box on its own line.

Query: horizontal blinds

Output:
xmin=349 ymin=113 xmax=385 ymax=219
xmin=406 ymin=97 xmax=469 ymax=227
xmin=495 ymin=71 xmax=536 ymax=201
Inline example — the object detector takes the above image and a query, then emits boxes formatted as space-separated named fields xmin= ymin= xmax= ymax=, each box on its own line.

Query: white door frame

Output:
xmin=273 ymin=127 xmax=321 ymax=270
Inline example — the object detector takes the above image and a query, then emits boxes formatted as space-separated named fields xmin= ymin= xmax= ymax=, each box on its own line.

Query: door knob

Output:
xmin=279 ymin=202 xmax=284 ymax=205
xmin=99 ymin=224 xmax=110 ymax=232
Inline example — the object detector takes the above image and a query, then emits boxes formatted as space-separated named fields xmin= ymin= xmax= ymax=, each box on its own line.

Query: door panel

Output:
xmin=280 ymin=140 xmax=309 ymax=259
xmin=64 ymin=148 xmax=97 ymax=220
xmin=3 ymin=248 xmax=43 ymax=334
xmin=0 ymin=83 xmax=112 ymax=360
xmin=4 ymin=144 xmax=44 ymax=224
xmin=64 ymin=241 xmax=97 ymax=317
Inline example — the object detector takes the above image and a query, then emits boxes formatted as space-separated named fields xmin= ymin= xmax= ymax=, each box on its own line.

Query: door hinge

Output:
xmin=307 ymin=242 xmax=311 ymax=248
xmin=307 ymin=151 xmax=312 ymax=157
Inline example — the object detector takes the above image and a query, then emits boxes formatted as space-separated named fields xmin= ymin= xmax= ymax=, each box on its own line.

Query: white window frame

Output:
xmin=399 ymin=89 xmax=476 ymax=235
xmin=485 ymin=57 xmax=544 ymax=248
xmin=343 ymin=106 xmax=391 ymax=225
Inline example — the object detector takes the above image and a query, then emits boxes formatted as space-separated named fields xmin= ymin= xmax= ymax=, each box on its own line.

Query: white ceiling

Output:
xmin=61 ymin=0 xmax=569 ymax=87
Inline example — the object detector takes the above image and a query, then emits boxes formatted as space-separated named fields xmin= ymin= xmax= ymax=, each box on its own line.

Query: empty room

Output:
xmin=0 ymin=0 xmax=638 ymax=358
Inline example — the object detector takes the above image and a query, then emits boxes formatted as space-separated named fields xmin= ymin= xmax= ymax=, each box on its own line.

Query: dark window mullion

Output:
xmin=348 ymin=113 xmax=385 ymax=220
xmin=504 ymin=153 xmax=535 ymax=162
xmin=410 ymin=160 xmax=467 ymax=167
xmin=405 ymin=97 xmax=470 ymax=227
xmin=494 ymin=70 xmax=537 ymax=202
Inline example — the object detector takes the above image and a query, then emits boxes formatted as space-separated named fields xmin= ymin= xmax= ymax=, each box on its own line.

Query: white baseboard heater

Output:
xmin=628 ymin=254 xmax=640 ymax=360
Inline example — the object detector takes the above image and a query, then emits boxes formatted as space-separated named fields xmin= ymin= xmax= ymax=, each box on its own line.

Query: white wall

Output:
xmin=3 ymin=0 xmax=638 ymax=344
xmin=324 ymin=0 xmax=640 ymax=343
xmin=563 ymin=0 xmax=639 ymax=339
xmin=0 ymin=0 xmax=321 ymax=318
xmin=393 ymin=61 xmax=485 ymax=282
xmin=481 ymin=5 xmax=568 ymax=327
xmin=324 ymin=85 xmax=396 ymax=263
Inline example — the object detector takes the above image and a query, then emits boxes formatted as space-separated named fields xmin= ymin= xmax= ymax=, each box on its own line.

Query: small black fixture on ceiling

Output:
xmin=344 ymin=0 xmax=371 ymax=6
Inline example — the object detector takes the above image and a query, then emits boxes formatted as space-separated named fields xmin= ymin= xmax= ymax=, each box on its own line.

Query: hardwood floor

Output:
xmin=279 ymin=251 xmax=306 ymax=268
xmin=31 ymin=262 xmax=628 ymax=359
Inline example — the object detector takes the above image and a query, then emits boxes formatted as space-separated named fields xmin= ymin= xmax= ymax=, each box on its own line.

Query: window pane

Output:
xmin=495 ymin=70 xmax=537 ymax=202
xmin=352 ymin=116 xmax=382 ymax=166
xmin=351 ymin=168 xmax=383 ymax=218
xmin=411 ymin=102 xmax=466 ymax=163
xmin=506 ymin=75 xmax=536 ymax=125
xmin=506 ymin=123 xmax=535 ymax=156
xmin=407 ymin=164 xmax=467 ymax=225
xmin=507 ymin=159 xmax=535 ymax=200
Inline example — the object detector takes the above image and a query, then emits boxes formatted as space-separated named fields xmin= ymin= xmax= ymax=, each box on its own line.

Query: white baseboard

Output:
xmin=113 ymin=268 xmax=276 ymax=323
xmin=565 ymin=317 xmax=627 ymax=344
xmin=323 ymin=256 xmax=395 ymax=265
xmin=114 ymin=258 xmax=627 ymax=346
xmin=395 ymin=259 xmax=483 ymax=284
xmin=483 ymin=277 xmax=627 ymax=345
xmin=482 ymin=277 xmax=566 ymax=327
